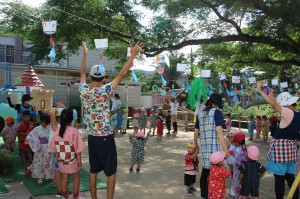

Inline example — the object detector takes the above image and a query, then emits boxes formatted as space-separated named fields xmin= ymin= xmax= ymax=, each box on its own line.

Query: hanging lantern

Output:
xmin=42 ymin=21 xmax=57 ymax=35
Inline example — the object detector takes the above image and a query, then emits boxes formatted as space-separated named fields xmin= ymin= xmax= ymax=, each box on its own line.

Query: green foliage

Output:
xmin=0 ymin=148 xmax=13 ymax=168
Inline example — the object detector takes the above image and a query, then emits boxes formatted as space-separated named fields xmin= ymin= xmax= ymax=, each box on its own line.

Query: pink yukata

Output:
xmin=1 ymin=125 xmax=17 ymax=151
xmin=49 ymin=126 xmax=86 ymax=174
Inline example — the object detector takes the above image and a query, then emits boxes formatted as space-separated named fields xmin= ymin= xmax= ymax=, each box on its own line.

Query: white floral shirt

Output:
xmin=79 ymin=82 xmax=114 ymax=136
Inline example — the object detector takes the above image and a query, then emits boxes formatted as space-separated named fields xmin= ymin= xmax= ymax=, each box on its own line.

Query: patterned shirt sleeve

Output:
xmin=79 ymin=82 xmax=88 ymax=93
xmin=220 ymin=167 xmax=232 ymax=178
xmin=72 ymin=127 xmax=86 ymax=153
xmin=238 ymin=163 xmax=246 ymax=173
xmin=214 ymin=109 xmax=225 ymax=127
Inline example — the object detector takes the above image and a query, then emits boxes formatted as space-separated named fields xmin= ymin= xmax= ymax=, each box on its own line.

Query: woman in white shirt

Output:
xmin=111 ymin=94 xmax=122 ymax=110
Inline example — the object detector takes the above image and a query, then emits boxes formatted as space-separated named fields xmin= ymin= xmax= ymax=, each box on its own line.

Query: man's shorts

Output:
xmin=267 ymin=156 xmax=296 ymax=176
xmin=88 ymin=134 xmax=117 ymax=176
xmin=171 ymin=114 xmax=177 ymax=122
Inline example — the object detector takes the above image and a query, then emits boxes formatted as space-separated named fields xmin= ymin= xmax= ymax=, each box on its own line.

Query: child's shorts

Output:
xmin=267 ymin=156 xmax=296 ymax=175
xmin=184 ymin=174 xmax=196 ymax=186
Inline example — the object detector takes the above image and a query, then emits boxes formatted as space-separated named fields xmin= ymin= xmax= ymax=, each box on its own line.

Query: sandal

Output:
xmin=38 ymin=178 xmax=43 ymax=184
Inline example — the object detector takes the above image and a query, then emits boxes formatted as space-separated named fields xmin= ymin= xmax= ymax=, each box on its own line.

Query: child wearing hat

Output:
xmin=139 ymin=108 xmax=148 ymax=133
xmin=247 ymin=116 xmax=255 ymax=140
xmin=1 ymin=116 xmax=17 ymax=152
xmin=208 ymin=151 xmax=232 ymax=199
xmin=128 ymin=131 xmax=150 ymax=173
xmin=156 ymin=107 xmax=164 ymax=140
xmin=230 ymin=132 xmax=248 ymax=198
xmin=132 ymin=108 xmax=139 ymax=134
xmin=148 ymin=108 xmax=157 ymax=135
xmin=165 ymin=110 xmax=171 ymax=134
xmin=121 ymin=109 xmax=128 ymax=134
xmin=184 ymin=143 xmax=199 ymax=196
xmin=255 ymin=115 xmax=262 ymax=140
xmin=239 ymin=145 xmax=266 ymax=199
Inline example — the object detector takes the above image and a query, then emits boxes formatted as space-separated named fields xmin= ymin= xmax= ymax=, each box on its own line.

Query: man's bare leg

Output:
xmin=107 ymin=174 xmax=116 ymax=199
xmin=90 ymin=173 xmax=98 ymax=199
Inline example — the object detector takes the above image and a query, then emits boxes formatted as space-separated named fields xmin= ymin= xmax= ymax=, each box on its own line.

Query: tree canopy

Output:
xmin=1 ymin=0 xmax=300 ymax=68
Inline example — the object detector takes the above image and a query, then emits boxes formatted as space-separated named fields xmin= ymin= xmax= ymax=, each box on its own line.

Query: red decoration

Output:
xmin=223 ymin=82 xmax=227 ymax=88
xmin=130 ymin=62 xmax=134 ymax=68
xmin=205 ymin=81 xmax=209 ymax=85
xmin=99 ymin=54 xmax=103 ymax=61
xmin=234 ymin=87 xmax=237 ymax=92
xmin=184 ymin=75 xmax=188 ymax=81
xmin=157 ymin=68 xmax=164 ymax=75
xmin=49 ymin=38 xmax=55 ymax=46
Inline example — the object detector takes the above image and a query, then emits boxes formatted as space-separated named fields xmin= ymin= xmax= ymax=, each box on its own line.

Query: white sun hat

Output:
xmin=276 ymin=92 xmax=299 ymax=106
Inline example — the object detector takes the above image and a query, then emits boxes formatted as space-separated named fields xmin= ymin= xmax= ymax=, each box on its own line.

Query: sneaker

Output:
xmin=136 ymin=168 xmax=140 ymax=173
xmin=187 ymin=188 xmax=193 ymax=196
xmin=56 ymin=191 xmax=73 ymax=198
xmin=190 ymin=187 xmax=197 ymax=192
xmin=129 ymin=168 xmax=133 ymax=173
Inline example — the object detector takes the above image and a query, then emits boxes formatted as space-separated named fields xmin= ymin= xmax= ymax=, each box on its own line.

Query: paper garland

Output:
xmin=199 ymin=70 xmax=211 ymax=78
xmin=219 ymin=72 xmax=226 ymax=80
xmin=232 ymin=76 xmax=240 ymax=83
xmin=249 ymin=77 xmax=256 ymax=84
xmin=177 ymin=63 xmax=187 ymax=72
xmin=94 ymin=38 xmax=108 ymax=50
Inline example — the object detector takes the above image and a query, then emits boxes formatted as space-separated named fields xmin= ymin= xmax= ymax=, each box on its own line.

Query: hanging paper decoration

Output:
xmin=223 ymin=82 xmax=228 ymax=88
xmin=280 ymin=82 xmax=288 ymax=88
xmin=199 ymin=70 xmax=211 ymax=78
xmin=225 ymin=88 xmax=231 ymax=97
xmin=234 ymin=87 xmax=237 ymax=92
xmin=42 ymin=21 xmax=57 ymax=35
xmin=164 ymin=53 xmax=170 ymax=67
xmin=161 ymin=87 xmax=166 ymax=96
xmin=49 ymin=38 xmax=55 ymax=46
xmin=219 ymin=72 xmax=226 ymax=80
xmin=185 ymin=82 xmax=191 ymax=93
xmin=94 ymin=38 xmax=108 ymax=50
xmin=263 ymin=87 xmax=270 ymax=95
xmin=156 ymin=54 xmax=165 ymax=64
xmin=209 ymin=89 xmax=213 ymax=96
xmin=241 ymin=84 xmax=245 ymax=95
xmin=272 ymin=79 xmax=279 ymax=86
xmin=48 ymin=47 xmax=56 ymax=59
xmin=232 ymin=93 xmax=239 ymax=102
xmin=98 ymin=62 xmax=106 ymax=76
xmin=249 ymin=77 xmax=256 ymax=84
xmin=288 ymin=88 xmax=292 ymax=92
xmin=219 ymin=87 xmax=223 ymax=94
xmin=130 ymin=69 xmax=138 ymax=83
xmin=230 ymin=90 xmax=235 ymax=97
xmin=177 ymin=63 xmax=187 ymax=72
xmin=263 ymin=80 xmax=268 ymax=87
xmin=152 ymin=84 xmax=158 ymax=91
xmin=160 ymin=74 xmax=167 ymax=86
xmin=127 ymin=47 xmax=131 ymax=57
xmin=255 ymin=92 xmax=264 ymax=100
xmin=157 ymin=68 xmax=164 ymax=75
xmin=279 ymin=84 xmax=283 ymax=92
xmin=232 ymin=76 xmax=240 ymax=83
xmin=171 ymin=85 xmax=175 ymax=98
xmin=295 ymin=83 xmax=299 ymax=89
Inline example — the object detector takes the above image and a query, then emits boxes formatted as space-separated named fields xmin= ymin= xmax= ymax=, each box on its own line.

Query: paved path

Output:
xmin=0 ymin=128 xmax=291 ymax=199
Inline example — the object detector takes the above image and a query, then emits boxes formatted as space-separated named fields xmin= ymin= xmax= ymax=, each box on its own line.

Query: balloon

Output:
xmin=157 ymin=68 xmax=164 ymax=75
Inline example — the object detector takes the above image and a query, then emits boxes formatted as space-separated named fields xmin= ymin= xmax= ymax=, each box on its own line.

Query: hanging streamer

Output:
xmin=48 ymin=47 xmax=56 ymax=59
xmin=161 ymin=74 xmax=167 ymax=87
xmin=241 ymin=85 xmax=245 ymax=96
xmin=185 ymin=82 xmax=191 ymax=93
xmin=219 ymin=87 xmax=223 ymax=94
xmin=225 ymin=88 xmax=231 ymax=97
xmin=130 ymin=69 xmax=138 ymax=83
xmin=98 ymin=62 xmax=106 ymax=76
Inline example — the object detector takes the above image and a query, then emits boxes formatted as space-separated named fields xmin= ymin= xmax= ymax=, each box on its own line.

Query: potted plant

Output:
xmin=0 ymin=148 xmax=13 ymax=174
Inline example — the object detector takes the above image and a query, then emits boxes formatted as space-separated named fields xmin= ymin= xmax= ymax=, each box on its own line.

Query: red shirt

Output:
xmin=208 ymin=165 xmax=232 ymax=199
xmin=185 ymin=153 xmax=195 ymax=172
xmin=18 ymin=121 xmax=35 ymax=149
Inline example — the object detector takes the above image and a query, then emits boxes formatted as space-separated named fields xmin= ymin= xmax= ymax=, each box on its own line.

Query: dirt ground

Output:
xmin=0 ymin=127 xmax=293 ymax=199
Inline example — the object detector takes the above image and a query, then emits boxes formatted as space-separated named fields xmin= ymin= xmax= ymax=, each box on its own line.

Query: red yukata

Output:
xmin=156 ymin=118 xmax=163 ymax=136
xmin=208 ymin=164 xmax=232 ymax=199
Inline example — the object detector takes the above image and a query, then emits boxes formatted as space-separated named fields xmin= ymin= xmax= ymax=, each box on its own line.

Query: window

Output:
xmin=0 ymin=45 xmax=14 ymax=63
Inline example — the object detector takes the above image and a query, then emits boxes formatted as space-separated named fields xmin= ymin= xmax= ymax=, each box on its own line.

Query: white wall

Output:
xmin=140 ymin=95 xmax=153 ymax=108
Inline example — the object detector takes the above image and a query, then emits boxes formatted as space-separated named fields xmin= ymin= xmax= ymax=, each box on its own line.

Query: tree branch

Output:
xmin=234 ymin=59 xmax=300 ymax=67
xmin=202 ymin=0 xmax=243 ymax=34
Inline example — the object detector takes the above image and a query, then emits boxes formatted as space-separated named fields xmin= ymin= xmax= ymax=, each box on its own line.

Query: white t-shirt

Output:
xmin=111 ymin=98 xmax=122 ymax=110
xmin=195 ymin=103 xmax=205 ymax=116
xmin=170 ymin=102 xmax=179 ymax=115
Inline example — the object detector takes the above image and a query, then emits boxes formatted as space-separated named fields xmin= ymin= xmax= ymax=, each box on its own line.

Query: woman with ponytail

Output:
xmin=49 ymin=108 xmax=86 ymax=199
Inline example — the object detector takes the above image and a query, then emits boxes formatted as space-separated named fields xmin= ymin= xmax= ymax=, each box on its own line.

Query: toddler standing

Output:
xmin=208 ymin=151 xmax=232 ymax=199
xmin=129 ymin=131 xmax=150 ymax=173
xmin=165 ymin=110 xmax=171 ymax=134
xmin=230 ymin=132 xmax=247 ymax=198
xmin=121 ymin=109 xmax=128 ymax=134
xmin=148 ymin=108 xmax=157 ymax=135
xmin=1 ymin=116 xmax=17 ymax=152
xmin=226 ymin=133 xmax=236 ymax=176
xmin=255 ymin=116 xmax=262 ymax=140
xmin=247 ymin=116 xmax=255 ymax=140
xmin=225 ymin=113 xmax=232 ymax=133
xmin=261 ymin=115 xmax=269 ymax=142
xmin=132 ymin=108 xmax=139 ymax=134
xmin=49 ymin=108 xmax=86 ymax=199
xmin=239 ymin=145 xmax=266 ymax=199
xmin=139 ymin=108 xmax=148 ymax=133
xmin=26 ymin=114 xmax=52 ymax=184
xmin=156 ymin=108 xmax=164 ymax=140
xmin=184 ymin=143 xmax=198 ymax=196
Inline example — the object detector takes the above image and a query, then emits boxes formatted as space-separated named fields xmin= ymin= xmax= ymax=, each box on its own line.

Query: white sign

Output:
xmin=42 ymin=21 xmax=57 ymax=35
xmin=295 ymin=83 xmax=299 ymax=89
xmin=177 ymin=63 xmax=187 ymax=72
xmin=280 ymin=82 xmax=288 ymax=88
xmin=200 ymin=70 xmax=211 ymax=78
xmin=219 ymin=72 xmax=226 ymax=80
xmin=94 ymin=38 xmax=108 ymax=50
xmin=232 ymin=76 xmax=240 ymax=84
xmin=263 ymin=80 xmax=268 ymax=87
xmin=272 ymin=79 xmax=279 ymax=86
xmin=249 ymin=77 xmax=256 ymax=84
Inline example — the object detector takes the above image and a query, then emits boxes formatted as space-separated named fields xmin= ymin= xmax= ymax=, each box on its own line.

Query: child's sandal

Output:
xmin=136 ymin=168 xmax=140 ymax=173
xmin=129 ymin=168 xmax=133 ymax=173
xmin=37 ymin=178 xmax=43 ymax=184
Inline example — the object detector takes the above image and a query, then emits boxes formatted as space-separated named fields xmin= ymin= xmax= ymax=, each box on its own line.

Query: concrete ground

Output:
xmin=0 ymin=128 xmax=291 ymax=199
